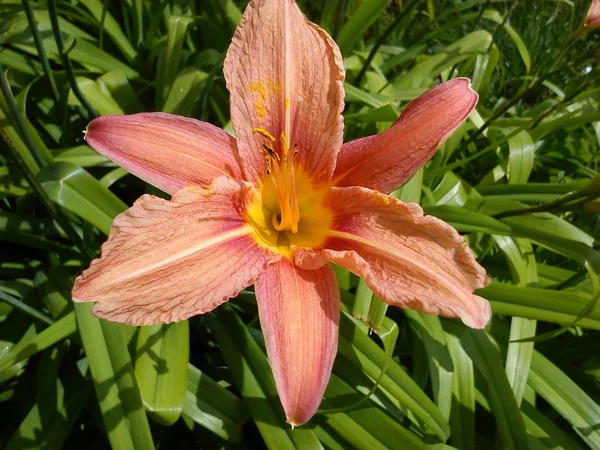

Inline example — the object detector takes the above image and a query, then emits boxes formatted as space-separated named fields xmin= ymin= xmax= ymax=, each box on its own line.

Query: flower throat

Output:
xmin=253 ymin=127 xmax=300 ymax=233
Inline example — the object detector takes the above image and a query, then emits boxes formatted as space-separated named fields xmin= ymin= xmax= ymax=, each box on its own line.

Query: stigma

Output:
xmin=253 ymin=127 xmax=300 ymax=234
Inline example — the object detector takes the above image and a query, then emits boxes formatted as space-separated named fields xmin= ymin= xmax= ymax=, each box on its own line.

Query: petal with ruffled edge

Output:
xmin=295 ymin=186 xmax=491 ymax=329
xmin=72 ymin=177 xmax=281 ymax=325
xmin=255 ymin=259 xmax=339 ymax=426
xmin=333 ymin=78 xmax=478 ymax=193
xmin=224 ymin=0 xmax=345 ymax=186
xmin=85 ymin=113 xmax=243 ymax=195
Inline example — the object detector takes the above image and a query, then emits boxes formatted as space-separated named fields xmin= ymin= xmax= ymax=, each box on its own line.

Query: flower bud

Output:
xmin=573 ymin=0 xmax=600 ymax=40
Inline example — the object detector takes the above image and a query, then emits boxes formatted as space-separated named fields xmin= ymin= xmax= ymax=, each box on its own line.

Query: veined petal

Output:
xmin=333 ymin=78 xmax=478 ymax=193
xmin=255 ymin=259 xmax=339 ymax=426
xmin=295 ymin=186 xmax=491 ymax=329
xmin=72 ymin=177 xmax=280 ymax=325
xmin=224 ymin=0 xmax=345 ymax=185
xmin=85 ymin=113 xmax=243 ymax=194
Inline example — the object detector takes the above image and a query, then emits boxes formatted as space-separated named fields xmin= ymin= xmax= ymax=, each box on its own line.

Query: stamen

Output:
xmin=280 ymin=132 xmax=289 ymax=163
xmin=289 ymin=164 xmax=299 ymax=234
xmin=254 ymin=126 xmax=300 ymax=234
xmin=253 ymin=127 xmax=276 ymax=142
xmin=262 ymin=143 xmax=280 ymax=162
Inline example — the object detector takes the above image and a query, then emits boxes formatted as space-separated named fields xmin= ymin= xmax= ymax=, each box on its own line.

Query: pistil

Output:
xmin=253 ymin=128 xmax=300 ymax=233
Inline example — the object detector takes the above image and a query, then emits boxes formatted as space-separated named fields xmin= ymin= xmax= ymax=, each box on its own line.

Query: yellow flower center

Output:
xmin=246 ymin=128 xmax=331 ymax=258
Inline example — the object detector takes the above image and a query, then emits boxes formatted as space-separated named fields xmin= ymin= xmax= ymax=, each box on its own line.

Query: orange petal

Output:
xmin=255 ymin=259 xmax=339 ymax=426
xmin=295 ymin=186 xmax=491 ymax=329
xmin=72 ymin=177 xmax=280 ymax=325
xmin=224 ymin=0 xmax=345 ymax=185
xmin=85 ymin=113 xmax=243 ymax=194
xmin=333 ymin=78 xmax=478 ymax=193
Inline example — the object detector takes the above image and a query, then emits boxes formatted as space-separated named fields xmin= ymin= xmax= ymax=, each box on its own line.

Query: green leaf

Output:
xmin=337 ymin=0 xmax=391 ymax=55
xmin=481 ymin=282 xmax=600 ymax=329
xmin=446 ymin=333 xmax=475 ymax=449
xmin=528 ymin=351 xmax=600 ymax=448
xmin=6 ymin=346 xmax=90 ymax=450
xmin=70 ymin=77 xmax=125 ymax=115
xmin=0 ymin=311 xmax=76 ymax=373
xmin=482 ymin=10 xmax=531 ymax=73
xmin=135 ymin=321 xmax=189 ymax=426
xmin=399 ymin=31 xmax=492 ymax=86
xmin=322 ymin=373 xmax=427 ymax=450
xmin=162 ymin=67 xmax=208 ymax=115
xmin=156 ymin=16 xmax=194 ymax=108
xmin=209 ymin=305 xmax=321 ymax=449
xmin=55 ymin=145 xmax=110 ymax=167
xmin=404 ymin=311 xmax=454 ymax=420
xmin=77 ymin=0 xmax=137 ymax=62
xmin=445 ymin=324 xmax=529 ymax=450
xmin=13 ymin=37 xmax=138 ymax=79
xmin=183 ymin=363 xmax=248 ymax=443
xmin=39 ymin=161 xmax=127 ymax=234
xmin=338 ymin=309 xmax=450 ymax=441
xmin=494 ymin=237 xmax=537 ymax=406
xmin=75 ymin=303 xmax=154 ymax=450
xmin=352 ymin=278 xmax=373 ymax=322
xmin=505 ymin=129 xmax=535 ymax=185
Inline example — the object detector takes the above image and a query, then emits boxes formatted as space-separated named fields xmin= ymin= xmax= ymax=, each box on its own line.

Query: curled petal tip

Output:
xmin=460 ymin=295 xmax=492 ymax=329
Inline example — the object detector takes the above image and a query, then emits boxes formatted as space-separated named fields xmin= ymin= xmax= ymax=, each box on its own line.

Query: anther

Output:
xmin=262 ymin=143 xmax=280 ymax=161
xmin=265 ymin=155 xmax=272 ymax=175
xmin=253 ymin=127 xmax=275 ymax=142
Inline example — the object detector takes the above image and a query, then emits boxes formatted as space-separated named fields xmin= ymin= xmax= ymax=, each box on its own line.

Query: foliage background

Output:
xmin=1 ymin=0 xmax=600 ymax=448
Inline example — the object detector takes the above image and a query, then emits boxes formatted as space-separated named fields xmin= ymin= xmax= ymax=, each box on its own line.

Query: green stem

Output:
xmin=492 ymin=192 xmax=590 ymax=219
xmin=353 ymin=0 xmax=420 ymax=87
xmin=461 ymin=25 xmax=580 ymax=152
xmin=0 ymin=65 xmax=48 ymax=169
xmin=98 ymin=0 xmax=109 ymax=50
xmin=47 ymin=0 xmax=97 ymax=118
xmin=0 ymin=290 xmax=54 ymax=326
xmin=332 ymin=0 xmax=347 ymax=41
xmin=22 ymin=0 xmax=60 ymax=103
xmin=0 ymin=65 xmax=93 ymax=260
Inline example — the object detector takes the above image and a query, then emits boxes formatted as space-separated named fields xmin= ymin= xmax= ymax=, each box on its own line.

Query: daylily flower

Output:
xmin=573 ymin=0 xmax=600 ymax=39
xmin=72 ymin=0 xmax=491 ymax=426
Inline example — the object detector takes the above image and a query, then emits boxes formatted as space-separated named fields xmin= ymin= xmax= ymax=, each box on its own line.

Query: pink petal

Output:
xmin=72 ymin=177 xmax=280 ymax=325
xmin=255 ymin=259 xmax=339 ymax=426
xmin=224 ymin=0 xmax=345 ymax=186
xmin=85 ymin=113 xmax=243 ymax=194
xmin=333 ymin=78 xmax=478 ymax=193
xmin=295 ymin=186 xmax=491 ymax=329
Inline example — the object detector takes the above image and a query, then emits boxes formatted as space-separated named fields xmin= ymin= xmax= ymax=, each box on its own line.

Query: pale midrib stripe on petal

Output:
xmin=165 ymin=149 xmax=236 ymax=179
xmin=327 ymin=230 xmax=465 ymax=296
xmin=105 ymin=226 xmax=255 ymax=287
xmin=291 ymin=264 xmax=304 ymax=417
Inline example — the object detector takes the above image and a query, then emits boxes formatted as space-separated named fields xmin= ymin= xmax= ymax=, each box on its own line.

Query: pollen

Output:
xmin=255 ymin=99 xmax=266 ymax=117
xmin=266 ymin=79 xmax=282 ymax=94
xmin=280 ymin=132 xmax=289 ymax=162
xmin=265 ymin=154 xmax=272 ymax=175
xmin=253 ymin=127 xmax=276 ymax=142
xmin=248 ymin=81 xmax=268 ymax=100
